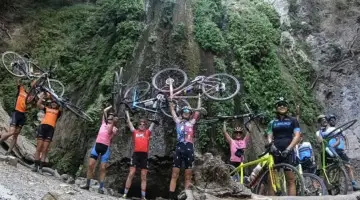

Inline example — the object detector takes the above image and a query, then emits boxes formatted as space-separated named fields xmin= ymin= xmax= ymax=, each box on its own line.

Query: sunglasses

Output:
xmin=276 ymin=103 xmax=288 ymax=107
xmin=182 ymin=109 xmax=191 ymax=113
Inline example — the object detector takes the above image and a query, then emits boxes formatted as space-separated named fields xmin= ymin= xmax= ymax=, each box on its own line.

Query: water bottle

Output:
xmin=325 ymin=147 xmax=334 ymax=157
xmin=144 ymin=101 xmax=154 ymax=107
xmin=250 ymin=164 xmax=263 ymax=181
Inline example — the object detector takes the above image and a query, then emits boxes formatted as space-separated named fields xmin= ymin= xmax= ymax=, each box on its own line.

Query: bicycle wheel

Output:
xmin=47 ymin=79 xmax=65 ymax=97
xmin=112 ymin=71 xmax=120 ymax=113
xmin=123 ymin=81 xmax=151 ymax=102
xmin=325 ymin=165 xmax=349 ymax=195
xmin=160 ymin=99 xmax=190 ymax=118
xmin=63 ymin=101 xmax=93 ymax=122
xmin=255 ymin=163 xmax=304 ymax=196
xmin=202 ymin=73 xmax=240 ymax=101
xmin=2 ymin=51 xmax=27 ymax=77
xmin=225 ymin=164 xmax=240 ymax=182
xmin=302 ymin=173 xmax=328 ymax=196
xmin=325 ymin=119 xmax=357 ymax=139
xmin=152 ymin=68 xmax=188 ymax=92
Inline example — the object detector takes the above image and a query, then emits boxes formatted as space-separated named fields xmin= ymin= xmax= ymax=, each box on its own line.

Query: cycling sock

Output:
xmin=124 ymin=188 xmax=129 ymax=195
xmin=141 ymin=190 xmax=146 ymax=198
xmin=86 ymin=179 xmax=91 ymax=186
xmin=99 ymin=182 xmax=104 ymax=189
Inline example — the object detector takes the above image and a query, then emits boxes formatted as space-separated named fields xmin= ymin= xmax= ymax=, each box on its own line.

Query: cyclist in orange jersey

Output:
xmin=0 ymin=79 xmax=29 ymax=155
xmin=32 ymin=92 xmax=62 ymax=173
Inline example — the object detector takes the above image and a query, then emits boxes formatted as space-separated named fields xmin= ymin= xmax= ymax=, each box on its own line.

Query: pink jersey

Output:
xmin=95 ymin=119 xmax=118 ymax=146
xmin=230 ymin=136 xmax=249 ymax=162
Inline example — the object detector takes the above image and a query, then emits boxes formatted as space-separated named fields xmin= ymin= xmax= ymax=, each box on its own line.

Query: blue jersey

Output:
xmin=267 ymin=116 xmax=301 ymax=151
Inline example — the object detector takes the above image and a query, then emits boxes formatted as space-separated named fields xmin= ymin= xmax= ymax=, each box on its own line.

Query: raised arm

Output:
xmin=190 ymin=95 xmax=202 ymax=124
xmin=36 ymin=92 xmax=45 ymax=110
xmin=125 ymin=110 xmax=135 ymax=132
xmin=169 ymin=101 xmax=180 ymax=123
xmin=223 ymin=121 xmax=232 ymax=144
xmin=149 ymin=122 xmax=155 ymax=132
xmin=103 ymin=105 xmax=112 ymax=123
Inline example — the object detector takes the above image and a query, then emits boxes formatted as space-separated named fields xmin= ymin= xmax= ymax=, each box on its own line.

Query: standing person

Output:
xmin=266 ymin=97 xmax=301 ymax=196
xmin=122 ymin=111 xmax=155 ymax=200
xmin=80 ymin=105 xmax=119 ymax=194
xmin=316 ymin=115 xmax=360 ymax=190
xmin=297 ymin=134 xmax=316 ymax=173
xmin=33 ymin=92 xmax=62 ymax=173
xmin=0 ymin=79 xmax=28 ymax=156
xmin=168 ymin=96 xmax=201 ymax=200
xmin=222 ymin=122 xmax=249 ymax=167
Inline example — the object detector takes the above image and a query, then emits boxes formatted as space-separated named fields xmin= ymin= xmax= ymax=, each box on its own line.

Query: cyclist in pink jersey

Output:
xmin=168 ymin=96 xmax=201 ymax=200
xmin=223 ymin=122 xmax=249 ymax=167
xmin=81 ymin=105 xmax=118 ymax=194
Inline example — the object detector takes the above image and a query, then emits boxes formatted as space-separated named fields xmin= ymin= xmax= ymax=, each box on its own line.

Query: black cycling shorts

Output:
xmin=37 ymin=124 xmax=55 ymax=141
xmin=131 ymin=152 xmax=148 ymax=169
xmin=10 ymin=111 xmax=26 ymax=127
xmin=230 ymin=162 xmax=240 ymax=168
xmin=272 ymin=150 xmax=296 ymax=167
xmin=173 ymin=142 xmax=194 ymax=169
xmin=90 ymin=143 xmax=110 ymax=163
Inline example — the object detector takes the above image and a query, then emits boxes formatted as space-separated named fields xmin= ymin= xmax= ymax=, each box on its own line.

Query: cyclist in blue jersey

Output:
xmin=266 ymin=97 xmax=301 ymax=196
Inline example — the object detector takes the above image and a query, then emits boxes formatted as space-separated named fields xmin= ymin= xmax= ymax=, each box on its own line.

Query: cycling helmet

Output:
xmin=274 ymin=97 xmax=289 ymax=108
xmin=317 ymin=114 xmax=327 ymax=123
xmin=327 ymin=114 xmax=336 ymax=121
xmin=234 ymin=127 xmax=244 ymax=133
xmin=180 ymin=106 xmax=193 ymax=114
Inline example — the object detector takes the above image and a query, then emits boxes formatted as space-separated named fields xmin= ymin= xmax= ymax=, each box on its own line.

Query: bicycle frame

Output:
xmin=232 ymin=153 xmax=279 ymax=192
xmin=128 ymin=89 xmax=164 ymax=113
xmin=320 ymin=140 xmax=344 ymax=186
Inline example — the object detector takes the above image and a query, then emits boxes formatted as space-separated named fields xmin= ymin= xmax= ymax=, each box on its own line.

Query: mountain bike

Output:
xmin=152 ymin=68 xmax=240 ymax=101
xmin=229 ymin=144 xmax=304 ymax=196
xmin=1 ymin=51 xmax=65 ymax=97
xmin=317 ymin=119 xmax=356 ymax=195
xmin=25 ymin=74 xmax=93 ymax=122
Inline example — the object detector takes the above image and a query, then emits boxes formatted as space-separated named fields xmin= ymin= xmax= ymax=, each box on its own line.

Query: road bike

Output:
xmin=1 ymin=51 xmax=65 ymax=97
xmin=151 ymin=68 xmax=240 ymax=101
xmin=317 ymin=119 xmax=357 ymax=195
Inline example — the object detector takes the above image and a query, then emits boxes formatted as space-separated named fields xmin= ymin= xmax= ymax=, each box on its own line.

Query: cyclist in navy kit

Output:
xmin=266 ymin=97 xmax=301 ymax=196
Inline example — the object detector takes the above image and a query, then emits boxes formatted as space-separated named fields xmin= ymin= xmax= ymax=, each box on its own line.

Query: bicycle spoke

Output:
xmin=202 ymin=73 xmax=240 ymax=101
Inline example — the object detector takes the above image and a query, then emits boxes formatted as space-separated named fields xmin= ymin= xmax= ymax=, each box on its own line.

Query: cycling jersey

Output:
xmin=95 ymin=118 xmax=118 ymax=146
xmin=267 ymin=116 xmax=300 ymax=151
xmin=132 ymin=129 xmax=152 ymax=153
xmin=14 ymin=85 xmax=27 ymax=113
xmin=316 ymin=127 xmax=338 ymax=139
xmin=41 ymin=107 xmax=61 ymax=127
xmin=230 ymin=136 xmax=249 ymax=163
xmin=175 ymin=119 xmax=196 ymax=143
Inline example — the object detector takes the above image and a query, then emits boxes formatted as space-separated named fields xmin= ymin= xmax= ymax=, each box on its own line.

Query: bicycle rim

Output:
xmin=64 ymin=101 xmax=93 ymax=122
xmin=160 ymin=99 xmax=190 ymax=118
xmin=202 ymin=73 xmax=240 ymax=101
xmin=124 ymin=81 xmax=151 ymax=103
xmin=112 ymin=72 xmax=120 ymax=113
xmin=2 ymin=51 xmax=27 ymax=77
xmin=152 ymin=68 xmax=188 ymax=92
xmin=302 ymin=173 xmax=328 ymax=196
xmin=326 ymin=165 xmax=349 ymax=195
xmin=48 ymin=79 xmax=65 ymax=97
xmin=255 ymin=163 xmax=304 ymax=196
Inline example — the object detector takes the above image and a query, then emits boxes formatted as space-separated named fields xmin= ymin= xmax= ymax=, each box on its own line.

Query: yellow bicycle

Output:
xmin=229 ymin=145 xmax=304 ymax=196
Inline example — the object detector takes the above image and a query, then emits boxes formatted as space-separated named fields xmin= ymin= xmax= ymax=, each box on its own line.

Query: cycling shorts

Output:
xmin=173 ymin=142 xmax=194 ymax=169
xmin=90 ymin=143 xmax=110 ymax=163
xmin=130 ymin=152 xmax=149 ymax=169
xmin=37 ymin=124 xmax=54 ymax=141
xmin=10 ymin=111 xmax=26 ymax=127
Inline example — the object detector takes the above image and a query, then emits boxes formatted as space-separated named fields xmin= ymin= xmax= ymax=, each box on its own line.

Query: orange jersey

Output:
xmin=14 ymin=85 xmax=27 ymax=113
xmin=133 ymin=129 xmax=151 ymax=153
xmin=41 ymin=107 xmax=61 ymax=127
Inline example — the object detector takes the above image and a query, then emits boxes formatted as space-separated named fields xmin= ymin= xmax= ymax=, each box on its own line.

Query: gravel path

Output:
xmin=0 ymin=162 xmax=118 ymax=200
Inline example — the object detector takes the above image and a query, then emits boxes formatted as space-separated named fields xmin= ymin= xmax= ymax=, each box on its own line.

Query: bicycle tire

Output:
xmin=63 ymin=101 xmax=93 ymax=122
xmin=325 ymin=119 xmax=357 ymax=139
xmin=112 ymin=71 xmax=120 ymax=113
xmin=123 ymin=81 xmax=151 ymax=103
xmin=152 ymin=68 xmax=188 ymax=92
xmin=160 ymin=99 xmax=190 ymax=118
xmin=47 ymin=79 xmax=65 ymax=97
xmin=2 ymin=51 xmax=27 ymax=77
xmin=118 ymin=67 xmax=123 ymax=97
xmin=202 ymin=73 xmax=240 ymax=101
xmin=254 ymin=163 xmax=305 ymax=196
xmin=302 ymin=173 xmax=328 ymax=196
xmin=325 ymin=164 xmax=349 ymax=195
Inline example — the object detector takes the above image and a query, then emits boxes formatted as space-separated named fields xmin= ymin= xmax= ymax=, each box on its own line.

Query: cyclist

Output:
xmin=222 ymin=122 xmax=249 ymax=167
xmin=80 ymin=105 xmax=118 ymax=194
xmin=0 ymin=79 xmax=29 ymax=156
xmin=168 ymin=97 xmax=201 ymax=200
xmin=122 ymin=111 xmax=155 ymax=200
xmin=316 ymin=115 xmax=360 ymax=190
xmin=266 ymin=97 xmax=301 ymax=196
xmin=33 ymin=92 xmax=62 ymax=173
xmin=297 ymin=134 xmax=316 ymax=173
